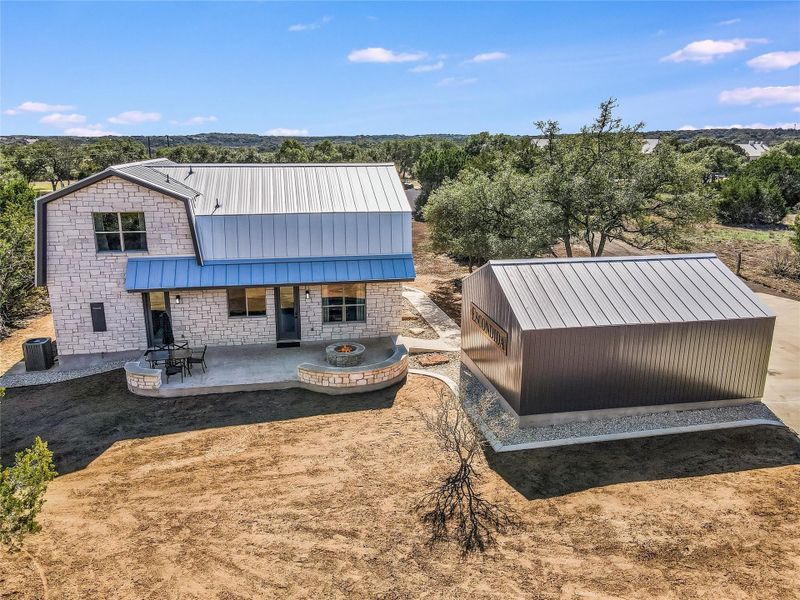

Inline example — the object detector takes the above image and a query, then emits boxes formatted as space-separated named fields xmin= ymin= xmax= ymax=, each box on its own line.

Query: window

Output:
xmin=228 ymin=287 xmax=267 ymax=317
xmin=322 ymin=283 xmax=366 ymax=323
xmin=94 ymin=212 xmax=147 ymax=252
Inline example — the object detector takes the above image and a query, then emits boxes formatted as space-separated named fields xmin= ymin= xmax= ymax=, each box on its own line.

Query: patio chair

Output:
xmin=164 ymin=359 xmax=184 ymax=383
xmin=188 ymin=345 xmax=207 ymax=373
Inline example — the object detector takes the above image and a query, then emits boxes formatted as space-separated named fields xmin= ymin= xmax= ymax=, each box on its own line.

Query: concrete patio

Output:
xmin=125 ymin=337 xmax=408 ymax=397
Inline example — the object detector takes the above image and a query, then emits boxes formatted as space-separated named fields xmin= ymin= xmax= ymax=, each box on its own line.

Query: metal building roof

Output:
xmin=486 ymin=254 xmax=774 ymax=330
xmin=149 ymin=163 xmax=410 ymax=215
xmin=125 ymin=254 xmax=416 ymax=291
xmin=114 ymin=163 xmax=202 ymax=199
xmin=737 ymin=142 xmax=769 ymax=159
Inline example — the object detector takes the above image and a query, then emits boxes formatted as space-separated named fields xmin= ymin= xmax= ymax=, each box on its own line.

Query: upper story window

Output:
xmin=322 ymin=284 xmax=366 ymax=323
xmin=94 ymin=212 xmax=148 ymax=252
xmin=228 ymin=287 xmax=267 ymax=317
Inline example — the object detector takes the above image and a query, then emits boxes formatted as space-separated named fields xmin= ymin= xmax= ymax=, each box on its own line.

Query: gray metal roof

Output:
xmin=149 ymin=163 xmax=410 ymax=215
xmin=737 ymin=142 xmax=769 ymax=159
xmin=486 ymin=254 xmax=774 ymax=330
xmin=114 ymin=163 xmax=202 ymax=200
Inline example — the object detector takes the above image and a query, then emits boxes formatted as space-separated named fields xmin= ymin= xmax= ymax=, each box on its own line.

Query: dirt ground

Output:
xmin=0 ymin=314 xmax=55 ymax=376
xmin=400 ymin=297 xmax=438 ymax=339
xmin=1 ymin=371 xmax=799 ymax=599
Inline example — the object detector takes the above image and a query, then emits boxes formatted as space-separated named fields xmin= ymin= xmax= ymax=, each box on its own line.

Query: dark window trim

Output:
xmin=93 ymin=211 xmax=148 ymax=254
xmin=227 ymin=287 xmax=268 ymax=318
xmin=322 ymin=283 xmax=367 ymax=324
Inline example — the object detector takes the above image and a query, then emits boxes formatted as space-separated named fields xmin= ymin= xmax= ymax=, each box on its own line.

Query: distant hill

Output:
xmin=1 ymin=128 xmax=797 ymax=149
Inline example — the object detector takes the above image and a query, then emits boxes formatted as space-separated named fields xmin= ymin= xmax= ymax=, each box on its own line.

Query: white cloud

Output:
xmin=409 ymin=61 xmax=444 ymax=73
xmin=288 ymin=16 xmax=331 ymax=32
xmin=719 ymin=85 xmax=800 ymax=106
xmin=39 ymin=113 xmax=87 ymax=126
xmin=467 ymin=51 xmax=508 ymax=63
xmin=747 ymin=51 xmax=800 ymax=72
xmin=4 ymin=101 xmax=76 ymax=115
xmin=436 ymin=77 xmax=478 ymax=87
xmin=701 ymin=122 xmax=797 ymax=130
xmin=661 ymin=38 xmax=766 ymax=63
xmin=107 ymin=110 xmax=161 ymax=124
xmin=170 ymin=115 xmax=219 ymax=126
xmin=64 ymin=123 xmax=117 ymax=137
xmin=718 ymin=18 xmax=741 ymax=26
xmin=347 ymin=47 xmax=426 ymax=63
xmin=678 ymin=125 xmax=698 ymax=130
xmin=265 ymin=128 xmax=309 ymax=136
xmin=794 ymin=107 xmax=800 ymax=113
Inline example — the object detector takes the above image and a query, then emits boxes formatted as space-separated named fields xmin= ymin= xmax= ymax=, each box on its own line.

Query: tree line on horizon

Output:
xmin=0 ymin=100 xmax=799 ymax=338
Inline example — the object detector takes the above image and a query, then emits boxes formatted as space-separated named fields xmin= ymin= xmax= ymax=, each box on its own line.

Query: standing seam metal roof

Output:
xmin=149 ymin=163 xmax=410 ymax=215
xmin=486 ymin=254 xmax=774 ymax=330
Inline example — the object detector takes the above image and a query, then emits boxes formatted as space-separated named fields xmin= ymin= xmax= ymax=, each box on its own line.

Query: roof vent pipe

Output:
xmin=188 ymin=165 xmax=194 ymax=175
xmin=166 ymin=174 xmax=171 ymax=183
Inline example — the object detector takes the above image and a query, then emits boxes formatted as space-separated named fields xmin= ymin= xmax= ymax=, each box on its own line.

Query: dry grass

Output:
xmin=0 ymin=313 xmax=54 ymax=376
xmin=1 ymin=371 xmax=799 ymax=599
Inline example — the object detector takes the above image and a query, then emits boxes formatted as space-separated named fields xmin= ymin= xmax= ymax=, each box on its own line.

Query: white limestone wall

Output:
xmin=167 ymin=282 xmax=402 ymax=347
xmin=45 ymin=177 xmax=195 ymax=357
xmin=169 ymin=288 xmax=277 ymax=346
xmin=299 ymin=282 xmax=403 ymax=341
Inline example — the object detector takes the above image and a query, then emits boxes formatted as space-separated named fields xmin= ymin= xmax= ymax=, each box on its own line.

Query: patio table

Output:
xmin=145 ymin=349 xmax=170 ymax=368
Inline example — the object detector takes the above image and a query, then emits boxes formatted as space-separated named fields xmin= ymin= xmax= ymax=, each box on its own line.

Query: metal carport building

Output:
xmin=460 ymin=254 xmax=775 ymax=425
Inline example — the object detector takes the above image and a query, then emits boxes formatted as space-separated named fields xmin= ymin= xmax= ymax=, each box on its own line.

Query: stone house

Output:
xmin=35 ymin=159 xmax=415 ymax=367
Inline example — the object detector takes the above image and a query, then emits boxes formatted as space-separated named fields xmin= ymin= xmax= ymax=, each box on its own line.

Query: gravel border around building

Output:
xmin=408 ymin=351 xmax=461 ymax=383
xmin=459 ymin=364 xmax=786 ymax=451
xmin=0 ymin=360 xmax=127 ymax=388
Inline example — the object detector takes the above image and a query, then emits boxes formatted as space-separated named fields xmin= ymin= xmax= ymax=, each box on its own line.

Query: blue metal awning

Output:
xmin=125 ymin=255 xmax=416 ymax=291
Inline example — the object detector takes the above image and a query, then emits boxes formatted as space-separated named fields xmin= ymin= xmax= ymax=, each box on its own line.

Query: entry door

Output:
xmin=144 ymin=291 xmax=170 ymax=346
xmin=275 ymin=286 xmax=300 ymax=341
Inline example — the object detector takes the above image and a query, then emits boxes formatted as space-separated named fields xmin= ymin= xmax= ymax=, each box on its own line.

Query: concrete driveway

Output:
xmin=759 ymin=293 xmax=800 ymax=433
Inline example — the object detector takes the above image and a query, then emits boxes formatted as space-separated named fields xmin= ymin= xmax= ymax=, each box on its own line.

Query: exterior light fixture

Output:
xmin=175 ymin=295 xmax=181 ymax=305
xmin=305 ymin=289 xmax=311 ymax=301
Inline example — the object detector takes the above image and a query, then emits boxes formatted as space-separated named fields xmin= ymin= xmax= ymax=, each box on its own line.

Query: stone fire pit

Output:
xmin=325 ymin=342 xmax=366 ymax=367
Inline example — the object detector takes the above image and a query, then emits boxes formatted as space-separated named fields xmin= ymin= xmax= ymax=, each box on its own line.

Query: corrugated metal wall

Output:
xmin=519 ymin=316 xmax=775 ymax=415
xmin=461 ymin=267 xmax=524 ymax=413
xmin=196 ymin=212 xmax=411 ymax=260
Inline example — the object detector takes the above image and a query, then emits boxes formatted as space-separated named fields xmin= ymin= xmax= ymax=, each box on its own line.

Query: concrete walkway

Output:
xmin=397 ymin=286 xmax=461 ymax=353
xmin=758 ymin=293 xmax=800 ymax=434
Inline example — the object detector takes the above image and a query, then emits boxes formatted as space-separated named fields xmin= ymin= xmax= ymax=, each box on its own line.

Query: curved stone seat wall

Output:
xmin=297 ymin=345 xmax=408 ymax=393
xmin=125 ymin=360 xmax=162 ymax=395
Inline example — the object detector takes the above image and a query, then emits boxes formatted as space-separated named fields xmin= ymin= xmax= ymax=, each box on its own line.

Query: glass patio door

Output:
xmin=275 ymin=286 xmax=300 ymax=342
xmin=144 ymin=291 xmax=170 ymax=346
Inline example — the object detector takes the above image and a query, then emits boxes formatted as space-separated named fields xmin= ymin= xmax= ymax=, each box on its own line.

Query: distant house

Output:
xmin=737 ymin=142 xmax=769 ymax=161
xmin=641 ymin=138 xmax=660 ymax=154
xmin=530 ymin=137 xmax=661 ymax=154
xmin=35 ymin=159 xmax=415 ymax=367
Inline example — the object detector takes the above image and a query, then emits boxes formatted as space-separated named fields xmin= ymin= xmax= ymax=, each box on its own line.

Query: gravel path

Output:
xmin=0 ymin=360 xmax=127 ymax=388
xmin=407 ymin=351 xmax=461 ymax=384
xmin=459 ymin=365 xmax=786 ymax=450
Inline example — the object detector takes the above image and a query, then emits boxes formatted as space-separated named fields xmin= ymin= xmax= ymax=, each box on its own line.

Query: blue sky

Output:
xmin=1 ymin=1 xmax=798 ymax=136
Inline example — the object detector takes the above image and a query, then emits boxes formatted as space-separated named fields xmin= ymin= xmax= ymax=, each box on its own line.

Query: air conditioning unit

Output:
xmin=22 ymin=337 xmax=55 ymax=371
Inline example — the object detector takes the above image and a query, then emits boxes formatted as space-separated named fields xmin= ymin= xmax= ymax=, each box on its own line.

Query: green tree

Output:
xmin=81 ymin=138 xmax=147 ymax=174
xmin=792 ymin=215 xmax=800 ymax=255
xmin=0 ymin=431 xmax=57 ymax=550
xmin=717 ymin=174 xmax=786 ymax=225
xmin=414 ymin=143 xmax=467 ymax=217
xmin=0 ymin=179 xmax=46 ymax=338
xmin=34 ymin=140 xmax=81 ymax=190
xmin=745 ymin=149 xmax=800 ymax=211
xmin=275 ymin=139 xmax=310 ymax=163
xmin=310 ymin=140 xmax=342 ymax=163
xmin=3 ymin=144 xmax=46 ymax=183
xmin=424 ymin=168 xmax=557 ymax=270
xmin=529 ymin=99 xmax=711 ymax=256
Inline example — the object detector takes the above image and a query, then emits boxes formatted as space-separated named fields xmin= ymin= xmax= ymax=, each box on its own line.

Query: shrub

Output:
xmin=717 ymin=174 xmax=786 ymax=225
xmin=767 ymin=247 xmax=799 ymax=278
xmin=0 ymin=426 xmax=57 ymax=550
